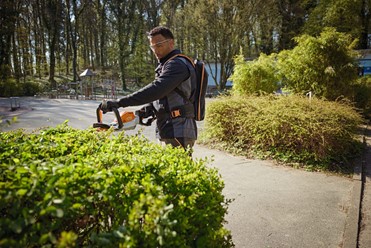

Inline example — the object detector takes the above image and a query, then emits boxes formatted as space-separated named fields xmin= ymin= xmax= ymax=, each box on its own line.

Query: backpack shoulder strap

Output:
xmin=167 ymin=54 xmax=195 ymax=67
xmin=166 ymin=54 xmax=195 ymax=102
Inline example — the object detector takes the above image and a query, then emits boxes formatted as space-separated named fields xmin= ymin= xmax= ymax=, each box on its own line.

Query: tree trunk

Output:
xmin=0 ymin=0 xmax=18 ymax=80
xmin=49 ymin=34 xmax=57 ymax=89
xmin=65 ymin=12 xmax=70 ymax=75
xmin=99 ymin=0 xmax=107 ymax=68
xmin=359 ymin=0 xmax=370 ymax=49
xmin=66 ymin=0 xmax=80 ymax=82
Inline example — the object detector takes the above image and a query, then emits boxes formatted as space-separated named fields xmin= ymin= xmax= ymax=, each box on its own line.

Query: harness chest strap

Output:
xmin=170 ymin=103 xmax=195 ymax=118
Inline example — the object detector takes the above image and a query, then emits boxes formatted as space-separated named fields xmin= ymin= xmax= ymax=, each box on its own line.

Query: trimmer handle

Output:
xmin=96 ymin=106 xmax=123 ymax=130
xmin=135 ymin=106 xmax=156 ymax=126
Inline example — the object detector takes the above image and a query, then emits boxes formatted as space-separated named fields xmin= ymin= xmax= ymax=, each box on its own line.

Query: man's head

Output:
xmin=148 ymin=26 xmax=174 ymax=60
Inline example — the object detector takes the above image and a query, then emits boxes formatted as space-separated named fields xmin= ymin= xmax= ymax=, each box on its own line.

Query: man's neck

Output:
xmin=159 ymin=49 xmax=180 ymax=64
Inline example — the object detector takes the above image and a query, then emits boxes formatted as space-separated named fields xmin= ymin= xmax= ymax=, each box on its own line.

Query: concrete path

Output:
xmin=358 ymin=126 xmax=371 ymax=248
xmin=0 ymin=97 xmax=364 ymax=247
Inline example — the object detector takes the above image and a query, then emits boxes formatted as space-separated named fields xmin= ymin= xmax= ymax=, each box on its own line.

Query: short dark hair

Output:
xmin=147 ymin=26 xmax=174 ymax=39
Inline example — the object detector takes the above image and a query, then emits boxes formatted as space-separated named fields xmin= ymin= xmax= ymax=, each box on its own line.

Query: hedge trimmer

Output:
xmin=93 ymin=101 xmax=156 ymax=131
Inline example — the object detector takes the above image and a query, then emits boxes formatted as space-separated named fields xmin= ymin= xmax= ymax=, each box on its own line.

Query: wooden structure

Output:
xmin=80 ymin=69 xmax=95 ymax=99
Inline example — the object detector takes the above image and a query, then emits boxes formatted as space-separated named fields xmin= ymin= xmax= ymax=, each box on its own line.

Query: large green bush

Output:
xmin=229 ymin=28 xmax=364 ymax=104
xmin=230 ymin=53 xmax=279 ymax=96
xmin=200 ymin=95 xmax=364 ymax=172
xmin=0 ymin=79 xmax=22 ymax=97
xmin=277 ymin=28 xmax=359 ymax=100
xmin=0 ymin=123 xmax=233 ymax=247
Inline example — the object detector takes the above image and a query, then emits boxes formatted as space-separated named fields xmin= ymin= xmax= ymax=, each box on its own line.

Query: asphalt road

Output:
xmin=0 ymin=97 xmax=359 ymax=247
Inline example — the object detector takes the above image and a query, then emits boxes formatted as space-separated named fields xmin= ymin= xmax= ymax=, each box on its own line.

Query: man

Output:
xmin=100 ymin=26 xmax=197 ymax=151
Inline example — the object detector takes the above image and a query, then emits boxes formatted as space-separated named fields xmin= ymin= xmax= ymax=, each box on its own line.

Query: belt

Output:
xmin=157 ymin=103 xmax=195 ymax=119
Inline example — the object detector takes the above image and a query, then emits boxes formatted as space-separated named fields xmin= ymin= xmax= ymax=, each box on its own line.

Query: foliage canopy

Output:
xmin=230 ymin=28 xmax=362 ymax=102
xmin=1 ymin=0 xmax=371 ymax=95
xmin=277 ymin=28 xmax=359 ymax=100
xmin=230 ymin=53 xmax=279 ymax=96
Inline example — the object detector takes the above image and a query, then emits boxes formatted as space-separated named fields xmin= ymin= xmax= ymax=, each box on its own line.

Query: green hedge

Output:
xmin=0 ymin=79 xmax=41 ymax=97
xmin=201 ymin=95 xmax=364 ymax=172
xmin=0 ymin=123 xmax=233 ymax=247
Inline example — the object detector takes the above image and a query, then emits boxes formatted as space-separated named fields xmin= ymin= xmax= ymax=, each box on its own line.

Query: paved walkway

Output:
xmin=0 ymin=97 xmax=369 ymax=248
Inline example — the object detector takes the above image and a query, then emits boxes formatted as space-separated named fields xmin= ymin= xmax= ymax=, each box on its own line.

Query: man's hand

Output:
xmin=99 ymin=100 xmax=120 ymax=113
xmin=136 ymin=104 xmax=156 ymax=126
xmin=138 ymin=104 xmax=155 ymax=118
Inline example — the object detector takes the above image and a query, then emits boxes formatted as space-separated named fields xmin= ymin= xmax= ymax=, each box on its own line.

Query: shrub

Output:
xmin=0 ymin=78 xmax=22 ymax=97
xmin=277 ymin=28 xmax=359 ymax=100
xmin=0 ymin=123 xmax=233 ymax=247
xmin=200 ymin=95 xmax=364 ymax=172
xmin=22 ymin=81 xmax=41 ymax=96
xmin=230 ymin=28 xmax=359 ymax=102
xmin=230 ymin=54 xmax=279 ymax=96
xmin=352 ymin=76 xmax=371 ymax=119
xmin=0 ymin=79 xmax=42 ymax=97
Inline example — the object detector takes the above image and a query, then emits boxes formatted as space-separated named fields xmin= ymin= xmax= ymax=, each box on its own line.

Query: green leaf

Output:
xmin=55 ymin=208 xmax=64 ymax=218
xmin=16 ymin=189 xmax=27 ymax=196
xmin=72 ymin=203 xmax=83 ymax=209
xmin=9 ymin=221 xmax=22 ymax=234
xmin=52 ymin=199 xmax=63 ymax=204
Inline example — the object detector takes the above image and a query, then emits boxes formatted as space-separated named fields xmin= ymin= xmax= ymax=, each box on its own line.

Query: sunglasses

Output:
xmin=150 ymin=39 xmax=170 ymax=50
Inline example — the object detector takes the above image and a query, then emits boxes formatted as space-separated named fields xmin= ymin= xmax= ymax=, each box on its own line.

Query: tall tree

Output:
xmin=40 ymin=0 xmax=64 ymax=89
xmin=237 ymin=0 xmax=280 ymax=57
xmin=161 ymin=0 xmax=184 ymax=28
xmin=65 ymin=0 xmax=82 ymax=82
xmin=303 ymin=0 xmax=371 ymax=49
xmin=359 ymin=0 xmax=371 ymax=49
xmin=276 ymin=0 xmax=307 ymax=50
xmin=79 ymin=0 xmax=98 ymax=69
xmin=144 ymin=0 xmax=162 ymax=29
xmin=18 ymin=3 xmax=34 ymax=80
xmin=181 ymin=0 xmax=244 ymax=90
xmin=32 ymin=0 xmax=48 ymax=78
xmin=109 ymin=0 xmax=143 ymax=91
xmin=0 ymin=0 xmax=20 ymax=80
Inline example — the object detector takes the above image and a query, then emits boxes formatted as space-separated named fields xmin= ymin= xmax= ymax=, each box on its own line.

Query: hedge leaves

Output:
xmin=0 ymin=123 xmax=233 ymax=247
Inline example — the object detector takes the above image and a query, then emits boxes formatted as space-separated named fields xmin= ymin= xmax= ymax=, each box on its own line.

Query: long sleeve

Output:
xmin=118 ymin=58 xmax=190 ymax=108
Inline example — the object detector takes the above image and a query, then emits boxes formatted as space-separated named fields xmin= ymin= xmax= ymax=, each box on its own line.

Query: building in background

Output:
xmin=357 ymin=49 xmax=371 ymax=76
xmin=205 ymin=63 xmax=233 ymax=97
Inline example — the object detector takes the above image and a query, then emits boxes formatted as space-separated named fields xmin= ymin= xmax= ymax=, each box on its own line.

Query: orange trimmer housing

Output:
xmin=93 ymin=107 xmax=136 ymax=131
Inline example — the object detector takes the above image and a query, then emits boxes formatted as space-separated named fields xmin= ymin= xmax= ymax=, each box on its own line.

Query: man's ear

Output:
xmin=169 ymin=39 xmax=175 ymax=48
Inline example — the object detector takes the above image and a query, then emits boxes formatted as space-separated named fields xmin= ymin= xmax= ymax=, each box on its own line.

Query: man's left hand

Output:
xmin=99 ymin=100 xmax=120 ymax=113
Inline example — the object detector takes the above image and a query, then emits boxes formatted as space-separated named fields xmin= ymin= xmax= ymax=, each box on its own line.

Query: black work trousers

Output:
xmin=161 ymin=137 xmax=195 ymax=155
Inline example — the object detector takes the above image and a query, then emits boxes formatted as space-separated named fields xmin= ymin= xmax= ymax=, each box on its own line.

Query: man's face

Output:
xmin=149 ymin=34 xmax=174 ymax=60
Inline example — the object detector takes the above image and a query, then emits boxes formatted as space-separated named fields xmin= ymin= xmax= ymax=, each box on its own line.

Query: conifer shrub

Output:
xmin=0 ymin=123 xmax=233 ymax=247
xmin=201 ymin=95 xmax=364 ymax=172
